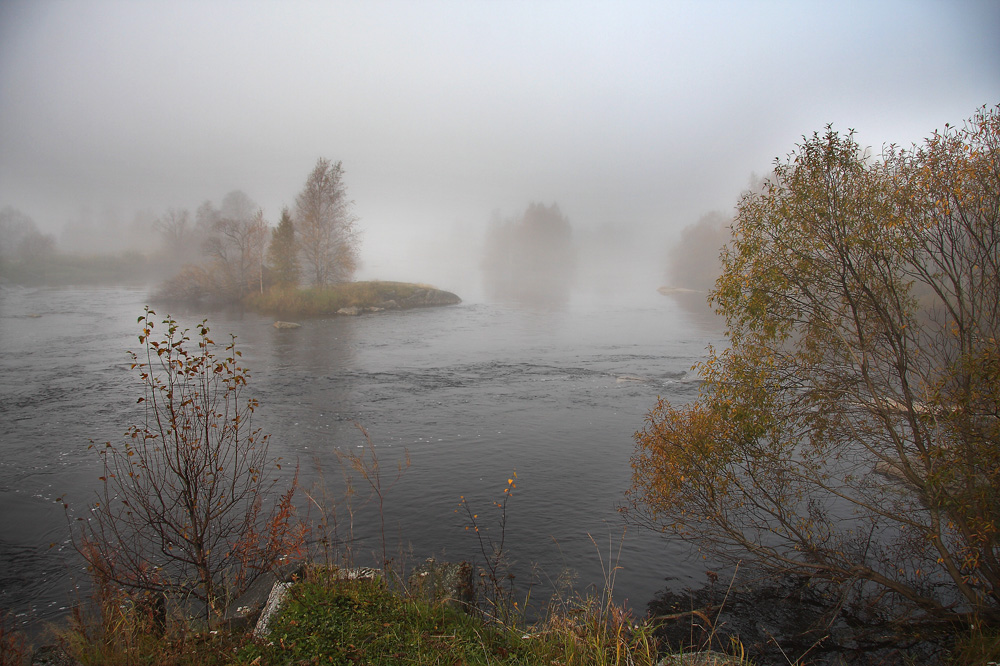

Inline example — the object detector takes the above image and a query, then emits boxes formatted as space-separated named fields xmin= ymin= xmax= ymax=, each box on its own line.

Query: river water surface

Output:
xmin=0 ymin=285 xmax=724 ymax=636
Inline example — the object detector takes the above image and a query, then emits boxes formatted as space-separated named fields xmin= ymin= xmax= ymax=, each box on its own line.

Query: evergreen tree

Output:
xmin=268 ymin=207 xmax=300 ymax=288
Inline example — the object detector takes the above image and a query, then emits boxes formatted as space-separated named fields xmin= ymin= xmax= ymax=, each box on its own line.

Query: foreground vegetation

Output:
xmin=11 ymin=562 xmax=997 ymax=665
xmin=21 ymin=563 xmax=664 ymax=666
xmin=241 ymin=571 xmax=659 ymax=666
xmin=73 ymin=310 xmax=305 ymax=625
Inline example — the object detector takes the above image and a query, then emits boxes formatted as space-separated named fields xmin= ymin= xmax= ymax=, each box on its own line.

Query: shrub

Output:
xmin=71 ymin=308 xmax=305 ymax=626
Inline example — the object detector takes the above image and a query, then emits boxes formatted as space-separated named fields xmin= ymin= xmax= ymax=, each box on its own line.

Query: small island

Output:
xmin=247 ymin=280 xmax=461 ymax=319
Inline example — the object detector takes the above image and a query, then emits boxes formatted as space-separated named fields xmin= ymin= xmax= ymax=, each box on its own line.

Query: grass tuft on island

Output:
xmin=245 ymin=281 xmax=461 ymax=318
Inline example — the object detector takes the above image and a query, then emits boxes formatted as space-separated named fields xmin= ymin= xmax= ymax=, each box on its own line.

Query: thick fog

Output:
xmin=1 ymin=0 xmax=998 ymax=300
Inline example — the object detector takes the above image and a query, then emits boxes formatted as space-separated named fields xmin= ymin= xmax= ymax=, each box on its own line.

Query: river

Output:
xmin=0 ymin=284 xmax=724 ymax=637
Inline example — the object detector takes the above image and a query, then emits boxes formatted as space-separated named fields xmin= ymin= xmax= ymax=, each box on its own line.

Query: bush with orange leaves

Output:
xmin=627 ymin=105 xmax=1000 ymax=625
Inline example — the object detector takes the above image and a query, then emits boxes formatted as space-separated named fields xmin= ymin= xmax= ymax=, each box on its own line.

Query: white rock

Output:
xmin=253 ymin=581 xmax=292 ymax=638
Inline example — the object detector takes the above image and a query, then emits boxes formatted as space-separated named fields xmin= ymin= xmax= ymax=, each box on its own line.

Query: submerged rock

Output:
xmin=657 ymin=286 xmax=701 ymax=296
xmin=616 ymin=375 xmax=649 ymax=383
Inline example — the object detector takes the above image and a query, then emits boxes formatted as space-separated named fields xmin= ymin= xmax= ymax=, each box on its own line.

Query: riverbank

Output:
xmin=19 ymin=562 xmax=672 ymax=666
xmin=243 ymin=281 xmax=461 ymax=318
xmin=13 ymin=561 xmax=992 ymax=666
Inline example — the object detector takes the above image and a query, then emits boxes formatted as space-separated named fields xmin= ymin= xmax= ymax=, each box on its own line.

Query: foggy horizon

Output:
xmin=1 ymin=0 xmax=998 ymax=293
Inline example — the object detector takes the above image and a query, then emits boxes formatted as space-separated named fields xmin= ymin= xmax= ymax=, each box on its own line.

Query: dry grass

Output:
xmin=246 ymin=281 xmax=441 ymax=317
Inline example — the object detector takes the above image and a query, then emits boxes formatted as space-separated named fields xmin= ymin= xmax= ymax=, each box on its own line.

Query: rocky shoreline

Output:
xmin=333 ymin=285 xmax=462 ymax=316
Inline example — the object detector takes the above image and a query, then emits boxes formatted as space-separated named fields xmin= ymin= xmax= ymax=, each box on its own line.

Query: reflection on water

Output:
xmin=0 ymin=285 xmax=725 ymax=637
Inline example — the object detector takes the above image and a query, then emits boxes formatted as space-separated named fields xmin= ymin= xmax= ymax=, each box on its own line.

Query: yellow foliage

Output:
xmin=628 ymin=105 xmax=1000 ymax=622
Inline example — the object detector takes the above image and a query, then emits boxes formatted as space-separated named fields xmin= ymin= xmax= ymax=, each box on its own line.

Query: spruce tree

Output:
xmin=268 ymin=207 xmax=300 ymax=288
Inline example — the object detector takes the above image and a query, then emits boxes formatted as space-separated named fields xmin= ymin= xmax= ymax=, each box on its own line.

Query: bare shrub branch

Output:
xmin=72 ymin=308 xmax=306 ymax=625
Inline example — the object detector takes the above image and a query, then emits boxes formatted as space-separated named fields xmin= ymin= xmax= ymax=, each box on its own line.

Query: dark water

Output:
xmin=0 ymin=285 xmax=723 ymax=636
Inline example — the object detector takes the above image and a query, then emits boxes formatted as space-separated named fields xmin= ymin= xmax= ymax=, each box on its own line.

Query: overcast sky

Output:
xmin=1 ymin=0 xmax=997 ymax=286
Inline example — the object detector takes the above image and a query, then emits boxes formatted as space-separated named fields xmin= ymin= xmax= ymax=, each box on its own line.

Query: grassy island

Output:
xmin=244 ymin=281 xmax=462 ymax=318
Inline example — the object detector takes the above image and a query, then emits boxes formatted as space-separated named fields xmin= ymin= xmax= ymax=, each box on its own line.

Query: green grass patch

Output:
xmin=237 ymin=577 xmax=547 ymax=666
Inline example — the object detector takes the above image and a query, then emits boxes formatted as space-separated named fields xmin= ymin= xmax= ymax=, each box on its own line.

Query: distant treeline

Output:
xmin=0 ymin=159 xmax=359 ymax=301
xmin=0 ymin=205 xmax=168 ymax=286
xmin=481 ymin=202 xmax=577 ymax=306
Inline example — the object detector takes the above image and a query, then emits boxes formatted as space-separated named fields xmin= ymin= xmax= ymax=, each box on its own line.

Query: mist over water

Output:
xmin=0 ymin=284 xmax=722 ymax=636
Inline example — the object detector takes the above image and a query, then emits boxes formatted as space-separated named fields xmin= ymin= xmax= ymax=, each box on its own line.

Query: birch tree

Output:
xmin=203 ymin=191 xmax=270 ymax=299
xmin=294 ymin=159 xmax=359 ymax=286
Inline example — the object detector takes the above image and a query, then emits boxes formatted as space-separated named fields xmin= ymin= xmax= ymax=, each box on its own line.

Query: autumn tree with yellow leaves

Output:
xmin=627 ymin=106 xmax=999 ymax=623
